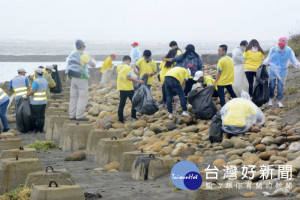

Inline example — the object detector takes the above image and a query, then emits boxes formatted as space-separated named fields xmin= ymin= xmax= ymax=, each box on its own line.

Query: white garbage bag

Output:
xmin=232 ymin=64 xmax=249 ymax=97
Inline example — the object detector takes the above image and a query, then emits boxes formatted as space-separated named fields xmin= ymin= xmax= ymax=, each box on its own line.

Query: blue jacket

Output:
xmin=172 ymin=52 xmax=202 ymax=76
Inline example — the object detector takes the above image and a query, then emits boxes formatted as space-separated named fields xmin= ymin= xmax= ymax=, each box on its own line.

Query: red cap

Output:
xmin=111 ymin=53 xmax=116 ymax=58
xmin=278 ymin=36 xmax=287 ymax=47
xmin=131 ymin=42 xmax=138 ymax=46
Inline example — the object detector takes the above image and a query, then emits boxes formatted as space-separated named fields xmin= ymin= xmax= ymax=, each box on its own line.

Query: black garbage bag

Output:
xmin=16 ymin=98 xmax=33 ymax=133
xmin=187 ymin=86 xmax=217 ymax=120
xmin=132 ymin=76 xmax=159 ymax=115
xmin=50 ymin=65 xmax=62 ymax=93
xmin=252 ymin=64 xmax=269 ymax=107
xmin=209 ymin=112 xmax=222 ymax=143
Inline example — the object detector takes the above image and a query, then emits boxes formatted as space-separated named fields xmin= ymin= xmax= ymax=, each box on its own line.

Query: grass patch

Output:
xmin=0 ymin=186 xmax=31 ymax=200
xmin=288 ymin=33 xmax=300 ymax=57
xmin=26 ymin=140 xmax=57 ymax=151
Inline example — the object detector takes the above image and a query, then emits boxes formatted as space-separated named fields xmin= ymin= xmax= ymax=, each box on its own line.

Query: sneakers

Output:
xmin=69 ymin=117 xmax=76 ymax=121
xmin=182 ymin=111 xmax=191 ymax=117
xmin=268 ymin=99 xmax=273 ymax=107
xmin=168 ymin=114 xmax=173 ymax=119
xmin=278 ymin=101 xmax=284 ymax=108
xmin=77 ymin=117 xmax=89 ymax=121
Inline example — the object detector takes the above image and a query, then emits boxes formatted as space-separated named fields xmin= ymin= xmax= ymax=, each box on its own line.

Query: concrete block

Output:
xmin=119 ymin=150 xmax=158 ymax=172
xmin=0 ymin=158 xmax=43 ymax=194
xmin=131 ymin=154 xmax=156 ymax=181
xmin=44 ymin=111 xmax=68 ymax=130
xmin=30 ymin=182 xmax=84 ymax=200
xmin=46 ymin=116 xmax=70 ymax=141
xmin=25 ymin=166 xmax=74 ymax=187
xmin=0 ymin=138 xmax=23 ymax=154
xmin=94 ymin=137 xmax=135 ymax=165
xmin=60 ymin=123 xmax=93 ymax=151
xmin=0 ymin=147 xmax=38 ymax=159
xmin=86 ymin=129 xmax=124 ymax=156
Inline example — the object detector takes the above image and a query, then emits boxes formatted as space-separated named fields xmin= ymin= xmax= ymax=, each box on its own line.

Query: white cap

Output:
xmin=45 ymin=65 xmax=56 ymax=72
xmin=18 ymin=68 xmax=26 ymax=73
xmin=193 ymin=71 xmax=203 ymax=81
xmin=35 ymin=68 xmax=44 ymax=75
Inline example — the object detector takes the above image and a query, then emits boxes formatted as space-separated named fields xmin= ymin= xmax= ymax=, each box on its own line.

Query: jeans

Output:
xmin=0 ymin=99 xmax=10 ymax=131
xmin=146 ymin=85 xmax=151 ymax=91
xmin=217 ymin=85 xmax=237 ymax=107
xmin=162 ymin=84 xmax=167 ymax=103
xmin=184 ymin=78 xmax=196 ymax=97
xmin=118 ymin=90 xmax=136 ymax=123
xmin=269 ymin=77 xmax=285 ymax=100
xmin=245 ymin=71 xmax=256 ymax=97
xmin=30 ymin=104 xmax=46 ymax=132
xmin=164 ymin=76 xmax=187 ymax=113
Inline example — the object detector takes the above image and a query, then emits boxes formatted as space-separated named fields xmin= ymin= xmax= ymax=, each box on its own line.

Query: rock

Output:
xmin=242 ymin=155 xmax=260 ymax=165
xmin=221 ymin=139 xmax=234 ymax=149
xmin=286 ymin=156 xmax=300 ymax=171
xmin=171 ymin=146 xmax=187 ymax=156
xmin=268 ymin=188 xmax=289 ymax=197
xmin=297 ymin=194 xmax=300 ymax=199
xmin=227 ymin=159 xmax=243 ymax=165
xmin=149 ymin=124 xmax=162 ymax=134
xmin=181 ymin=126 xmax=199 ymax=133
xmin=288 ymin=142 xmax=300 ymax=152
xmin=108 ymin=169 xmax=118 ymax=173
xmin=234 ymin=140 xmax=250 ymax=149
xmin=269 ymin=155 xmax=287 ymax=163
xmin=165 ymin=122 xmax=177 ymax=131
xmin=186 ymin=156 xmax=205 ymax=164
xmin=88 ymin=106 xmax=100 ymax=116
xmin=292 ymin=187 xmax=300 ymax=195
xmin=112 ymin=123 xmax=125 ymax=129
xmin=244 ymin=146 xmax=256 ymax=153
xmin=65 ymin=151 xmax=86 ymax=161
xmin=104 ymin=162 xmax=120 ymax=171
xmin=259 ymin=151 xmax=275 ymax=160
xmin=213 ymin=159 xmax=226 ymax=168
xmin=274 ymin=136 xmax=285 ymax=145
xmin=251 ymin=126 xmax=261 ymax=133
xmin=249 ymin=133 xmax=259 ymax=143
xmin=286 ymin=152 xmax=299 ymax=161
xmin=261 ymin=136 xmax=275 ymax=145
xmin=226 ymin=149 xmax=244 ymax=156
xmin=287 ymin=135 xmax=300 ymax=142
xmin=278 ymin=144 xmax=287 ymax=150
xmin=131 ymin=120 xmax=147 ymax=129
xmin=255 ymin=144 xmax=266 ymax=152
xmin=242 ymin=192 xmax=256 ymax=198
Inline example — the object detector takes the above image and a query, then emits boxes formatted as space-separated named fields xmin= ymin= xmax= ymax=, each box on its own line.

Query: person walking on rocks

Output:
xmin=26 ymin=68 xmax=48 ymax=133
xmin=133 ymin=50 xmax=157 ymax=91
xmin=66 ymin=39 xmax=96 ymax=121
xmin=213 ymin=44 xmax=237 ymax=107
xmin=100 ymin=54 xmax=116 ymax=86
xmin=43 ymin=66 xmax=57 ymax=99
xmin=164 ymin=67 xmax=191 ymax=119
xmin=193 ymin=71 xmax=218 ymax=97
xmin=163 ymin=44 xmax=202 ymax=97
xmin=242 ymin=39 xmax=265 ymax=97
xmin=9 ymin=68 xmax=30 ymax=103
xmin=263 ymin=36 xmax=300 ymax=108
xmin=169 ymin=41 xmax=182 ymax=56
xmin=117 ymin=56 xmax=144 ymax=123
xmin=130 ymin=42 xmax=141 ymax=64
xmin=0 ymin=87 xmax=10 ymax=132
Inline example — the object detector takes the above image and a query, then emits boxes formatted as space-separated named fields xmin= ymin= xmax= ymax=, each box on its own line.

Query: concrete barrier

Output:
xmin=46 ymin=116 xmax=70 ymax=141
xmin=44 ymin=113 xmax=69 ymax=133
xmin=94 ymin=137 xmax=135 ymax=165
xmin=86 ymin=129 xmax=124 ymax=156
xmin=0 ymin=138 xmax=23 ymax=154
xmin=25 ymin=166 xmax=74 ymax=187
xmin=0 ymin=158 xmax=43 ymax=194
xmin=119 ymin=151 xmax=158 ymax=172
xmin=0 ymin=147 xmax=38 ymax=159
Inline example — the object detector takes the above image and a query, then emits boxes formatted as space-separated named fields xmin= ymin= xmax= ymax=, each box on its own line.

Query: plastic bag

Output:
xmin=50 ymin=65 xmax=62 ymax=93
xmin=252 ymin=64 xmax=269 ymax=107
xmin=16 ymin=98 xmax=33 ymax=133
xmin=132 ymin=76 xmax=159 ymax=115
xmin=101 ymin=69 xmax=113 ymax=85
xmin=209 ymin=112 xmax=222 ymax=143
xmin=232 ymin=64 xmax=249 ymax=97
xmin=220 ymin=98 xmax=265 ymax=134
xmin=187 ymin=86 xmax=217 ymax=120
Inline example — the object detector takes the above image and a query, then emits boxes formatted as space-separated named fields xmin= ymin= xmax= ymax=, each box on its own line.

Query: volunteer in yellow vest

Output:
xmin=26 ymin=68 xmax=48 ymax=133
xmin=0 ymin=87 xmax=10 ymax=132
xmin=220 ymin=93 xmax=265 ymax=138
xmin=133 ymin=50 xmax=157 ymax=91
xmin=43 ymin=66 xmax=56 ymax=99
xmin=66 ymin=39 xmax=96 ymax=121
xmin=242 ymin=39 xmax=264 ymax=97
xmin=169 ymin=41 xmax=183 ymax=56
xmin=159 ymin=49 xmax=176 ymax=105
xmin=116 ymin=56 xmax=144 ymax=123
xmin=193 ymin=71 xmax=218 ymax=97
xmin=100 ymin=54 xmax=116 ymax=73
xmin=213 ymin=44 xmax=237 ymax=107
xmin=164 ymin=67 xmax=191 ymax=119
xmin=9 ymin=68 xmax=30 ymax=102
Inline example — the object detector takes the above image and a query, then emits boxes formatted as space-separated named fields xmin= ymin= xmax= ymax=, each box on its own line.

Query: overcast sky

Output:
xmin=1 ymin=0 xmax=299 ymax=42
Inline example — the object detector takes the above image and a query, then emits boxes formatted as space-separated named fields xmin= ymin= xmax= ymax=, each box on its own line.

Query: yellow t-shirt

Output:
xmin=176 ymin=49 xmax=183 ymax=56
xmin=100 ymin=56 xmax=113 ymax=73
xmin=116 ymin=64 xmax=134 ymax=91
xmin=159 ymin=61 xmax=173 ymax=84
xmin=165 ymin=67 xmax=189 ymax=84
xmin=136 ymin=58 xmax=157 ymax=85
xmin=222 ymin=98 xmax=257 ymax=127
xmin=243 ymin=50 xmax=264 ymax=71
xmin=203 ymin=75 xmax=217 ymax=90
xmin=216 ymin=55 xmax=234 ymax=86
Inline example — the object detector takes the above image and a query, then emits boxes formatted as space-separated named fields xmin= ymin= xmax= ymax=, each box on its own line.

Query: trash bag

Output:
xmin=16 ymin=98 xmax=33 ymax=133
xmin=187 ymin=86 xmax=217 ymax=120
xmin=252 ymin=64 xmax=269 ymax=107
xmin=50 ymin=65 xmax=62 ymax=93
xmin=209 ymin=112 xmax=222 ymax=143
xmin=220 ymin=98 xmax=265 ymax=135
xmin=232 ymin=64 xmax=249 ymax=97
xmin=101 ymin=68 xmax=113 ymax=85
xmin=132 ymin=76 xmax=159 ymax=115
